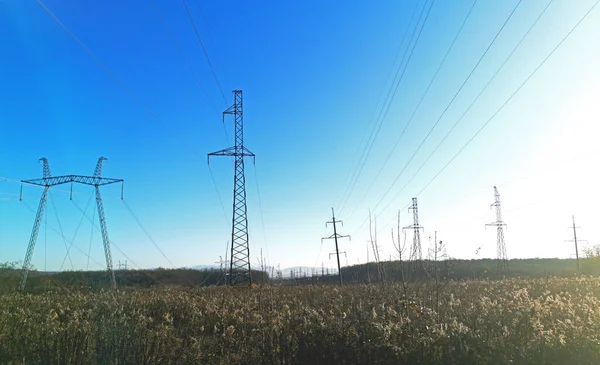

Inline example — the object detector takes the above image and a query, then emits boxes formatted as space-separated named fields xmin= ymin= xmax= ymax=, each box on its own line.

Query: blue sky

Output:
xmin=1 ymin=0 xmax=599 ymax=272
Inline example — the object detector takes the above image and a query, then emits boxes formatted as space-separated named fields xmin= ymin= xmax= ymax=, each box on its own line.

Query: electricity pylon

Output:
xmin=566 ymin=215 xmax=586 ymax=275
xmin=117 ymin=260 xmax=129 ymax=270
xmin=486 ymin=186 xmax=508 ymax=275
xmin=19 ymin=157 xmax=123 ymax=290
xmin=208 ymin=90 xmax=255 ymax=286
xmin=322 ymin=208 xmax=350 ymax=285
xmin=403 ymin=198 xmax=423 ymax=261
xmin=402 ymin=198 xmax=424 ymax=279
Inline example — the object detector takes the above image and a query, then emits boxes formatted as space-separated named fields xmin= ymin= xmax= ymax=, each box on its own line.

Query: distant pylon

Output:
xmin=117 ymin=260 xmax=128 ymax=270
xmin=322 ymin=208 xmax=350 ymax=285
xmin=403 ymin=198 xmax=423 ymax=262
xmin=486 ymin=186 xmax=508 ymax=274
xmin=208 ymin=90 xmax=255 ymax=286
xmin=566 ymin=215 xmax=587 ymax=275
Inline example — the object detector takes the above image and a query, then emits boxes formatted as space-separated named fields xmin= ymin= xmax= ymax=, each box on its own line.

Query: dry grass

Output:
xmin=1 ymin=277 xmax=600 ymax=364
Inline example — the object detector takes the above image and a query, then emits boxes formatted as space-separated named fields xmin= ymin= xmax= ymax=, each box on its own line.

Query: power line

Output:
xmin=338 ymin=0 xmax=435 ymax=216
xmin=182 ymin=0 xmax=228 ymax=105
xmin=341 ymin=0 xmax=436 ymax=217
xmin=22 ymin=200 xmax=106 ymax=269
xmin=44 ymin=208 xmax=47 ymax=272
xmin=34 ymin=0 xmax=198 ymax=155
xmin=34 ymin=0 xmax=232 ymax=235
xmin=149 ymin=0 xmax=230 ymax=146
xmin=150 ymin=0 xmax=215 ymax=114
xmin=349 ymin=0 xmax=524 ymax=231
xmin=123 ymin=199 xmax=216 ymax=287
xmin=122 ymin=199 xmax=178 ymax=270
xmin=119 ymin=200 xmax=200 ymax=286
xmin=347 ymin=0 xmax=479 ymax=219
xmin=208 ymin=164 xmax=231 ymax=230
xmin=367 ymin=0 xmax=598 ymax=239
xmin=253 ymin=166 xmax=270 ymax=270
xmin=371 ymin=0 xmax=554 ymax=227
xmin=195 ymin=2 xmax=230 ymax=89
xmin=59 ymin=190 xmax=95 ymax=271
xmin=335 ymin=0 xmax=423 ymax=212
xmin=314 ymin=222 xmax=333 ymax=269
xmin=34 ymin=2 xmax=231 ymax=225
xmin=71 ymin=199 xmax=184 ymax=286
xmin=69 ymin=199 xmax=201 ymax=289
xmin=413 ymin=0 xmax=598 ymax=199
xmin=49 ymin=191 xmax=74 ymax=270
xmin=87 ymin=200 xmax=96 ymax=270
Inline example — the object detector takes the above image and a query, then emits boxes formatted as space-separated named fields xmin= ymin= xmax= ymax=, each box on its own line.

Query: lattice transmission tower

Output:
xmin=208 ymin=90 xmax=255 ymax=286
xmin=486 ymin=186 xmax=508 ymax=274
xmin=403 ymin=198 xmax=423 ymax=262
xmin=19 ymin=157 xmax=123 ymax=290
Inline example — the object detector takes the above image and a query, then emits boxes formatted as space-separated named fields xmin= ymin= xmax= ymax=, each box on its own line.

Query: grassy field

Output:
xmin=1 ymin=276 xmax=600 ymax=364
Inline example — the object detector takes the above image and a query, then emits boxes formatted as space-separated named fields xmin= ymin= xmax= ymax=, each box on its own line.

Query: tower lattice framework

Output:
xmin=403 ymin=197 xmax=423 ymax=261
xmin=402 ymin=197 xmax=424 ymax=279
xmin=19 ymin=157 xmax=123 ymax=290
xmin=486 ymin=186 xmax=508 ymax=274
xmin=208 ymin=90 xmax=255 ymax=286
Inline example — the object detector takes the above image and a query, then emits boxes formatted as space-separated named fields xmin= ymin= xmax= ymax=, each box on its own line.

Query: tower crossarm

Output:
xmin=208 ymin=147 xmax=255 ymax=162
xmin=322 ymin=233 xmax=351 ymax=242
xmin=329 ymin=251 xmax=347 ymax=259
xmin=22 ymin=175 xmax=123 ymax=187
xmin=402 ymin=224 xmax=424 ymax=230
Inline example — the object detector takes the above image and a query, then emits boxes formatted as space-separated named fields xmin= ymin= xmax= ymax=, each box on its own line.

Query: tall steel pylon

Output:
xmin=486 ymin=186 xmax=508 ymax=274
xmin=208 ymin=90 xmax=255 ymax=286
xmin=19 ymin=157 xmax=123 ymax=290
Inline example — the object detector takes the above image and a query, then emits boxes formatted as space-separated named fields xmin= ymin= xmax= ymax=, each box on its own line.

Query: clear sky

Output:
xmin=1 ymin=0 xmax=598 ymax=272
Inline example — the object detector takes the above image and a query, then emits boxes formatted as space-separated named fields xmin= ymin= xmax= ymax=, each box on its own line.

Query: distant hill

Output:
xmin=186 ymin=265 xmax=325 ymax=278
xmin=187 ymin=265 xmax=221 ymax=271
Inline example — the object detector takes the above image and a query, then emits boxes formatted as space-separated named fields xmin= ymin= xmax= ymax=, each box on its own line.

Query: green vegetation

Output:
xmin=286 ymin=257 xmax=600 ymax=286
xmin=340 ymin=258 xmax=600 ymax=283
xmin=3 ymin=257 xmax=597 ymax=291
xmin=0 ymin=266 xmax=267 ymax=293
xmin=1 ymin=276 xmax=600 ymax=364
